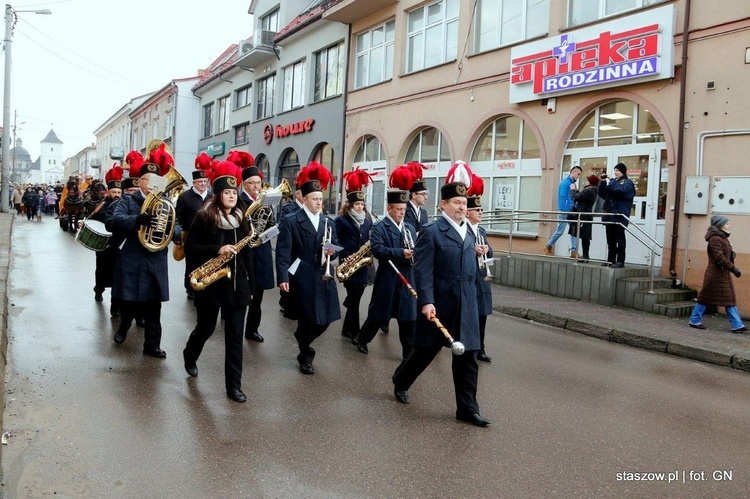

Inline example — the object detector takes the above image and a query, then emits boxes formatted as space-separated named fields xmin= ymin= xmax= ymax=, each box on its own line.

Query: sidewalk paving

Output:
xmin=491 ymin=282 xmax=750 ymax=373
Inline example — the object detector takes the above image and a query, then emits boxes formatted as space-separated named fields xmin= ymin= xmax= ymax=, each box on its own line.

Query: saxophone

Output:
xmin=189 ymin=222 xmax=257 ymax=291
xmin=335 ymin=241 xmax=373 ymax=281
xmin=138 ymin=167 xmax=187 ymax=252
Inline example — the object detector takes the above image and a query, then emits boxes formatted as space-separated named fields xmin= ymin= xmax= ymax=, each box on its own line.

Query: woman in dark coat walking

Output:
xmin=569 ymin=174 xmax=600 ymax=261
xmin=689 ymin=215 xmax=746 ymax=333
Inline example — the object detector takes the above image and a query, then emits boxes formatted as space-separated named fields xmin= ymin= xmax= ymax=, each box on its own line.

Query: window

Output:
xmin=568 ymin=0 xmax=666 ymax=26
xmin=218 ymin=96 xmax=230 ymax=133
xmin=406 ymin=0 xmax=459 ymax=73
xmin=236 ymin=85 xmax=252 ymax=109
xmin=165 ymin=110 xmax=173 ymax=138
xmin=203 ymin=103 xmax=214 ymax=138
xmin=314 ymin=42 xmax=345 ymax=101
xmin=475 ymin=0 xmax=549 ymax=53
xmin=405 ymin=128 xmax=451 ymax=163
xmin=152 ymin=120 xmax=160 ymax=139
xmin=470 ymin=115 xmax=542 ymax=234
xmin=256 ymin=75 xmax=276 ymax=120
xmin=255 ymin=154 xmax=270 ymax=181
xmin=566 ymin=100 xmax=664 ymax=149
xmin=355 ymin=21 xmax=395 ymax=88
xmin=353 ymin=136 xmax=385 ymax=162
xmin=261 ymin=9 xmax=279 ymax=32
xmin=312 ymin=143 xmax=340 ymax=215
xmin=282 ymin=60 xmax=306 ymax=111
xmin=234 ymin=123 xmax=250 ymax=145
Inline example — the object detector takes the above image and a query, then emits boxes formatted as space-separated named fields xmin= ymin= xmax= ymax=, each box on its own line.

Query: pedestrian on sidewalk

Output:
xmin=545 ymin=166 xmax=581 ymax=258
xmin=21 ymin=187 xmax=38 ymax=221
xmin=689 ymin=216 xmax=746 ymax=333
xmin=568 ymin=174 xmax=600 ymax=262
xmin=598 ymin=163 xmax=635 ymax=268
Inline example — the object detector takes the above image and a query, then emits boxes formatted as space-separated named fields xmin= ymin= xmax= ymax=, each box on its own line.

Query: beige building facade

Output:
xmin=326 ymin=0 xmax=750 ymax=315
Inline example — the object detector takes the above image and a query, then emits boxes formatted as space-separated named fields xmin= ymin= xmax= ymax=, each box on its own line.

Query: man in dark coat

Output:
xmin=466 ymin=195 xmax=493 ymax=362
xmin=108 ymin=165 xmax=179 ymax=357
xmin=89 ymin=178 xmax=122 ymax=312
xmin=689 ymin=216 xmax=746 ymax=332
xmin=238 ymin=166 xmax=275 ymax=343
xmin=598 ymin=163 xmax=635 ymax=268
xmin=405 ymin=179 xmax=429 ymax=234
xmin=353 ymin=190 xmax=417 ymax=358
xmin=276 ymin=177 xmax=340 ymax=374
xmin=393 ymin=182 xmax=489 ymax=427
xmin=176 ymin=169 xmax=212 ymax=299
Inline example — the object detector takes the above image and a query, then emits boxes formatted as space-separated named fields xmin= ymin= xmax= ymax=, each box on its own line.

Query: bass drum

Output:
xmin=75 ymin=219 xmax=112 ymax=252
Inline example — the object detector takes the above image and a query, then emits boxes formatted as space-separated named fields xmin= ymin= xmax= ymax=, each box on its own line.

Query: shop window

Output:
xmin=568 ymin=0 xmax=667 ymax=27
xmin=354 ymin=135 xmax=385 ymax=162
xmin=255 ymin=153 xmax=271 ymax=182
xmin=314 ymin=42 xmax=345 ymax=101
xmin=405 ymin=127 xmax=451 ymax=163
xmin=406 ymin=0 xmax=459 ymax=73
xmin=475 ymin=0 xmax=549 ymax=54
xmin=352 ymin=135 xmax=387 ymax=218
xmin=283 ymin=60 xmax=306 ymax=111
xmin=355 ymin=20 xmax=395 ymax=89
xmin=312 ymin=142 xmax=340 ymax=215
xmin=566 ymin=100 xmax=664 ymax=148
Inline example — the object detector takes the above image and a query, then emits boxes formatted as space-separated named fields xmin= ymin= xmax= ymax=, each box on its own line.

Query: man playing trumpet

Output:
xmin=466 ymin=176 xmax=493 ymax=363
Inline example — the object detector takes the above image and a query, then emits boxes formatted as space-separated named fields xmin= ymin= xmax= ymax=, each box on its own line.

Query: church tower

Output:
xmin=40 ymin=129 xmax=64 ymax=184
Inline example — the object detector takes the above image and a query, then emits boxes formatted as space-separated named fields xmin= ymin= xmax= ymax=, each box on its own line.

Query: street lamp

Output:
xmin=1 ymin=4 xmax=51 ymax=212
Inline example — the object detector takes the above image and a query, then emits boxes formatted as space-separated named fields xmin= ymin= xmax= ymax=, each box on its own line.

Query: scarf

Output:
xmin=349 ymin=210 xmax=366 ymax=227
xmin=218 ymin=209 xmax=242 ymax=230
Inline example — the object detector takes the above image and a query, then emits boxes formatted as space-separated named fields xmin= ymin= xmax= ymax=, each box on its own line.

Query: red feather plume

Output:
xmin=194 ymin=152 xmax=214 ymax=171
xmin=342 ymin=167 xmax=374 ymax=192
xmin=295 ymin=166 xmax=309 ymax=187
xmin=388 ymin=165 xmax=415 ymax=191
xmin=467 ymin=173 xmax=484 ymax=196
xmin=105 ymin=165 xmax=124 ymax=183
xmin=303 ymin=161 xmax=334 ymax=189
xmin=227 ymin=150 xmax=255 ymax=168
xmin=125 ymin=151 xmax=144 ymax=170
xmin=406 ymin=161 xmax=426 ymax=181
xmin=210 ymin=161 xmax=243 ymax=187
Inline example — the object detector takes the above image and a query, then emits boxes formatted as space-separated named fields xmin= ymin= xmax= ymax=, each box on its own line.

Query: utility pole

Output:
xmin=2 ymin=4 xmax=14 ymax=212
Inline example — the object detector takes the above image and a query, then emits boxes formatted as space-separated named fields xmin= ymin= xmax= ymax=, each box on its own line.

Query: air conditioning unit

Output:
xmin=254 ymin=29 xmax=276 ymax=48
xmin=239 ymin=40 xmax=253 ymax=54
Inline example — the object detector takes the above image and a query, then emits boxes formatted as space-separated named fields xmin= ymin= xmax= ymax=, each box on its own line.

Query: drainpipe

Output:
xmin=669 ymin=0 xmax=692 ymax=278
xmin=337 ymin=24 xmax=352 ymax=214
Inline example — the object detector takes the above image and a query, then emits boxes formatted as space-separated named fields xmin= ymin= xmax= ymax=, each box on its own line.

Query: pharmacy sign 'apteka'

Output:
xmin=509 ymin=4 xmax=675 ymax=104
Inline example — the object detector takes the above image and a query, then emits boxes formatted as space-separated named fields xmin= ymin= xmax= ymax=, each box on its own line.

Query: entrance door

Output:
xmin=569 ymin=147 xmax=662 ymax=266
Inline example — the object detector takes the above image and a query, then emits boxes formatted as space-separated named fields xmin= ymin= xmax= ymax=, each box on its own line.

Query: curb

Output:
xmin=494 ymin=304 xmax=750 ymax=374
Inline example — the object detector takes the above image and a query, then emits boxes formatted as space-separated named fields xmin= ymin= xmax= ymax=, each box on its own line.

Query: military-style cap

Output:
xmin=441 ymin=182 xmax=468 ymax=200
xmin=387 ymin=190 xmax=408 ymax=204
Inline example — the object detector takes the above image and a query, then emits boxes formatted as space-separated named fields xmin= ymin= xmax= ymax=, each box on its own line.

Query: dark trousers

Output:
xmin=359 ymin=318 xmax=414 ymax=358
xmin=581 ymin=239 xmax=591 ymax=259
xmin=244 ymin=288 xmax=264 ymax=337
xmin=479 ymin=315 xmax=487 ymax=353
xmin=342 ymin=282 xmax=366 ymax=335
xmin=117 ymin=300 xmax=162 ymax=351
xmin=184 ymin=300 xmax=245 ymax=392
xmin=393 ymin=346 xmax=480 ymax=416
xmin=605 ymin=224 xmax=627 ymax=263
xmin=294 ymin=319 xmax=329 ymax=363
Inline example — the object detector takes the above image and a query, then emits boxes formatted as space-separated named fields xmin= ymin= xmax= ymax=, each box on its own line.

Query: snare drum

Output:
xmin=76 ymin=219 xmax=112 ymax=252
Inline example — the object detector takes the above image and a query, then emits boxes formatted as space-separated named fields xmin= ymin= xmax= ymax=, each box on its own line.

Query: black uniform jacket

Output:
xmin=334 ymin=212 xmax=372 ymax=286
xmin=367 ymin=218 xmax=417 ymax=322
xmin=413 ymin=217 xmax=480 ymax=350
xmin=472 ymin=225 xmax=493 ymax=317
xmin=405 ymin=203 xmax=429 ymax=234
xmin=276 ymin=209 xmax=340 ymax=325
xmin=185 ymin=210 xmax=255 ymax=310
xmin=176 ymin=188 xmax=212 ymax=232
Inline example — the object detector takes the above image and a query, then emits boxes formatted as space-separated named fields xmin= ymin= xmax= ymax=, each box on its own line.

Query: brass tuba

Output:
xmin=138 ymin=167 xmax=187 ymax=252
xmin=244 ymin=178 xmax=292 ymax=248
xmin=335 ymin=240 xmax=373 ymax=281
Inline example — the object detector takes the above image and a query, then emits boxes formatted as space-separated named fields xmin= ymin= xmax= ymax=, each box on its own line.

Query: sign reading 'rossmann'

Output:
xmin=509 ymin=4 xmax=675 ymax=104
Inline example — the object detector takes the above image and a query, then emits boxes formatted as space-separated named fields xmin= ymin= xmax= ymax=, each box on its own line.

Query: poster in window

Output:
xmin=494 ymin=180 xmax=514 ymax=210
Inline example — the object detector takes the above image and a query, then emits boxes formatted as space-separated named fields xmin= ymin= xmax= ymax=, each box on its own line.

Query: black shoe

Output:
xmin=350 ymin=333 xmax=360 ymax=346
xmin=731 ymin=326 xmax=748 ymax=333
xmin=394 ymin=389 xmax=409 ymax=404
xmin=135 ymin=318 xmax=146 ymax=327
xmin=245 ymin=331 xmax=264 ymax=342
xmin=183 ymin=350 xmax=198 ymax=377
xmin=109 ymin=306 xmax=120 ymax=318
xmin=456 ymin=413 xmax=491 ymax=427
xmin=380 ymin=325 xmax=389 ymax=334
xmin=601 ymin=262 xmax=611 ymax=267
xmin=114 ymin=330 xmax=127 ymax=344
xmin=143 ymin=348 xmax=167 ymax=358
xmin=477 ymin=351 xmax=492 ymax=363
xmin=227 ymin=388 xmax=247 ymax=403
xmin=94 ymin=292 xmax=104 ymax=302
xmin=357 ymin=343 xmax=368 ymax=354
xmin=689 ymin=323 xmax=707 ymax=330
xmin=186 ymin=291 xmax=195 ymax=300
xmin=610 ymin=262 xmax=625 ymax=269
xmin=341 ymin=330 xmax=353 ymax=339
xmin=299 ymin=362 xmax=315 ymax=375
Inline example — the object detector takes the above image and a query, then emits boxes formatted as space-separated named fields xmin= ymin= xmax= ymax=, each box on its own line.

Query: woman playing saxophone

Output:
xmin=183 ymin=161 xmax=255 ymax=403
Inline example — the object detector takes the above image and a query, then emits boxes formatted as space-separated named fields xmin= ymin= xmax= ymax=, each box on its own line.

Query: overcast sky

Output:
xmin=2 ymin=0 xmax=253 ymax=161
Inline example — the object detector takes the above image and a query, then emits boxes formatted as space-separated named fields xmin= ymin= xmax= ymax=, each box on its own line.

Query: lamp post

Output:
xmin=1 ymin=4 xmax=51 ymax=212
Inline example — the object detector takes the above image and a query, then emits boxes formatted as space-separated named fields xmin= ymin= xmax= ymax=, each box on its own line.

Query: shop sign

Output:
xmin=496 ymin=161 xmax=516 ymax=170
xmin=509 ymin=4 xmax=675 ymax=103
xmin=422 ymin=163 xmax=437 ymax=170
xmin=199 ymin=142 xmax=225 ymax=157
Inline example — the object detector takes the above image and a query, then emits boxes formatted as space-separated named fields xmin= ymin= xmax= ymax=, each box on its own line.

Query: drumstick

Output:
xmin=387 ymin=260 xmax=418 ymax=298
xmin=429 ymin=312 xmax=465 ymax=356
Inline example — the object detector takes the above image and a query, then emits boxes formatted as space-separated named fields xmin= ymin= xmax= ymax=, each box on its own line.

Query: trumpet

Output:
xmin=321 ymin=217 xmax=333 ymax=280
xmin=476 ymin=230 xmax=493 ymax=281
xmin=403 ymin=228 xmax=415 ymax=265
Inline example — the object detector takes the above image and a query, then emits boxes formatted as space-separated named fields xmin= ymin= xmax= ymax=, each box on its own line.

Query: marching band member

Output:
xmin=176 ymin=153 xmax=214 ymax=300
xmin=276 ymin=162 xmax=340 ymax=375
xmin=183 ymin=161 xmax=254 ymax=403
xmin=353 ymin=166 xmax=416 ymax=358
xmin=392 ymin=161 xmax=489 ymax=427
xmin=278 ymin=169 xmax=306 ymax=315
xmin=335 ymin=167 xmax=374 ymax=339
xmin=404 ymin=162 xmax=429 ymax=233
xmin=108 ymin=147 xmax=177 ymax=357
xmin=89 ymin=166 xmax=123 ymax=313
xmin=466 ymin=175 xmax=493 ymax=363
xmin=236 ymin=160 xmax=274 ymax=343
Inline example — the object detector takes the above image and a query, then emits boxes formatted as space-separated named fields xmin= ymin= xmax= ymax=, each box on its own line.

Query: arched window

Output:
xmin=351 ymin=135 xmax=387 ymax=217
xmin=255 ymin=153 xmax=271 ymax=183
xmin=312 ymin=142 xmax=340 ymax=215
xmin=278 ymin=148 xmax=300 ymax=189
xmin=567 ymin=100 xmax=664 ymax=148
xmin=353 ymin=135 xmax=385 ymax=162
xmin=470 ymin=115 xmax=542 ymax=234
xmin=405 ymin=127 xmax=451 ymax=163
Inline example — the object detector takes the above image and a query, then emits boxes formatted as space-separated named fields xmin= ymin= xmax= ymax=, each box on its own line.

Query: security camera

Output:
xmin=546 ymin=97 xmax=556 ymax=114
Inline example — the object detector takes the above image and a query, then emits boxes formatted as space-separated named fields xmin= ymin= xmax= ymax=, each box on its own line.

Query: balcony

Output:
xmin=236 ymin=30 xmax=278 ymax=69
xmin=323 ymin=0 xmax=398 ymax=24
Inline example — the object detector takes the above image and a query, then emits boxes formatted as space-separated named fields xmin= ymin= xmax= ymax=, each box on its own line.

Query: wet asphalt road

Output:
xmin=2 ymin=214 xmax=750 ymax=498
